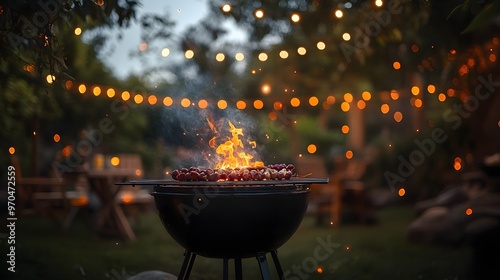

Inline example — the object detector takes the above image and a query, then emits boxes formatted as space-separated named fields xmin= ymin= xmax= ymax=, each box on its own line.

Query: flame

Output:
xmin=206 ymin=117 xmax=217 ymax=133
xmin=212 ymin=120 xmax=264 ymax=169
xmin=248 ymin=141 xmax=257 ymax=149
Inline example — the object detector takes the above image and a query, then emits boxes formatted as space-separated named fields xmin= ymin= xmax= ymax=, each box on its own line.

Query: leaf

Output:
xmin=447 ymin=1 xmax=468 ymax=21
xmin=462 ymin=0 xmax=500 ymax=33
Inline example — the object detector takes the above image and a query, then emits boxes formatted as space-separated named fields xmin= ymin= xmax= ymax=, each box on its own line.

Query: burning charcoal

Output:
xmin=286 ymin=164 xmax=295 ymax=170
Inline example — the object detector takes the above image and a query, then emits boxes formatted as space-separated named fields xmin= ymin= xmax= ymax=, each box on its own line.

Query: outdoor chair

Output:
xmin=333 ymin=157 xmax=369 ymax=224
xmin=294 ymin=155 xmax=342 ymax=225
xmin=10 ymin=155 xmax=89 ymax=230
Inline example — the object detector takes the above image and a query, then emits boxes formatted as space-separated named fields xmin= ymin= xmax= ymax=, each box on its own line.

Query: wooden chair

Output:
xmin=294 ymin=155 xmax=342 ymax=226
xmin=10 ymin=155 xmax=89 ymax=230
xmin=333 ymin=156 xmax=369 ymax=224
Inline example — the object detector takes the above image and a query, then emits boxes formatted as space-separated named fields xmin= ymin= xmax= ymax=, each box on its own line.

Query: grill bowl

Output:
xmin=120 ymin=178 xmax=327 ymax=259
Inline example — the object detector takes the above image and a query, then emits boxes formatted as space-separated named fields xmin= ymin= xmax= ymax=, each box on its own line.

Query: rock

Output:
xmin=127 ymin=270 xmax=177 ymax=280
xmin=406 ymin=206 xmax=464 ymax=244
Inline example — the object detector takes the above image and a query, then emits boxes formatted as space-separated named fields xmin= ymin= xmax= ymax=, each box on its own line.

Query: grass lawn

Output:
xmin=3 ymin=204 xmax=472 ymax=280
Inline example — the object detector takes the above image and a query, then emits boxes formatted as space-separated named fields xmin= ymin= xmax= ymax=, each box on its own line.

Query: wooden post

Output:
xmin=347 ymin=102 xmax=365 ymax=152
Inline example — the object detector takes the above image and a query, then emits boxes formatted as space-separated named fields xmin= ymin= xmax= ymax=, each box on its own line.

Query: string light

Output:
xmin=343 ymin=93 xmax=353 ymax=103
xmin=345 ymin=150 xmax=353 ymax=159
xmin=398 ymin=188 xmax=405 ymax=196
xmin=121 ymin=91 xmax=130 ymax=101
xmin=78 ymin=84 xmax=86 ymax=94
xmin=362 ymin=91 xmax=371 ymax=101
xmin=290 ymin=97 xmax=300 ymax=107
xmin=61 ymin=79 xmax=475 ymax=119
xmin=236 ymin=100 xmax=247 ymax=110
xmin=253 ymin=99 xmax=264 ymax=109
xmin=309 ymin=96 xmax=319 ymax=106
xmin=65 ymin=80 xmax=73 ymax=90
xmin=334 ymin=10 xmax=343 ymax=18
xmin=185 ymin=50 xmax=194 ymax=59
xmin=465 ymin=208 xmax=473 ymax=215
xmin=148 ymin=95 xmax=157 ymax=105
xmin=46 ymin=74 xmax=55 ymax=84
xmin=161 ymin=48 xmax=170 ymax=57
xmin=307 ymin=144 xmax=317 ymax=154
xmin=93 ymin=86 xmax=101 ymax=96
xmin=390 ymin=90 xmax=399 ymax=100
xmin=254 ymin=9 xmax=264 ymax=19
xmin=198 ymin=99 xmax=208 ymax=109
xmin=74 ymin=27 xmax=82 ymax=36
xmin=291 ymin=13 xmax=300 ymax=23
xmin=107 ymin=88 xmax=115 ymax=98
xmin=222 ymin=4 xmax=231 ymax=13
xmin=217 ymin=99 xmax=228 ymax=109
xmin=235 ymin=52 xmax=245 ymax=61
xmin=273 ymin=101 xmax=283 ymax=110
xmin=181 ymin=98 xmax=191 ymax=108
xmin=317 ymin=41 xmax=326 ymax=50
xmin=357 ymin=100 xmax=366 ymax=109
xmin=341 ymin=125 xmax=350 ymax=134
xmin=163 ymin=96 xmax=173 ymax=106
xmin=341 ymin=102 xmax=350 ymax=112
xmin=411 ymin=86 xmax=420 ymax=95
xmin=134 ymin=94 xmax=144 ymax=104
xmin=279 ymin=50 xmax=289 ymax=59
xmin=261 ymin=84 xmax=271 ymax=95
xmin=394 ymin=111 xmax=403 ymax=122
xmin=427 ymin=84 xmax=436 ymax=94
xmin=216 ymin=53 xmax=225 ymax=62
xmin=326 ymin=96 xmax=336 ymax=104
xmin=269 ymin=112 xmax=278 ymax=121
xmin=258 ymin=53 xmax=268 ymax=61
xmin=380 ymin=104 xmax=390 ymax=114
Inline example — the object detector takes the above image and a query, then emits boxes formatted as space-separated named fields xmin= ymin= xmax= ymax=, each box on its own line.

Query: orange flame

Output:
xmin=212 ymin=120 xmax=264 ymax=169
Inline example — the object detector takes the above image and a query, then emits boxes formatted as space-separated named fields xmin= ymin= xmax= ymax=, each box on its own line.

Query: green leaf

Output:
xmin=462 ymin=0 xmax=500 ymax=33
xmin=447 ymin=1 xmax=468 ymax=21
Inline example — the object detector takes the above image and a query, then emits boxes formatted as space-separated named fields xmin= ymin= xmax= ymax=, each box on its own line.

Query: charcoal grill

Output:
xmin=118 ymin=177 xmax=328 ymax=280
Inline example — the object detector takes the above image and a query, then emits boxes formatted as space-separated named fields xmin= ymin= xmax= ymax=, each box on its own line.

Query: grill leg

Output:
xmin=235 ymin=258 xmax=243 ymax=280
xmin=223 ymin=258 xmax=229 ymax=280
xmin=178 ymin=250 xmax=196 ymax=280
xmin=256 ymin=253 xmax=272 ymax=280
xmin=271 ymin=250 xmax=286 ymax=280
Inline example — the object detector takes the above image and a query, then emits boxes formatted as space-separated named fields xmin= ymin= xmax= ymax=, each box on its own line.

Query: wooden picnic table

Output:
xmin=86 ymin=168 xmax=141 ymax=241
